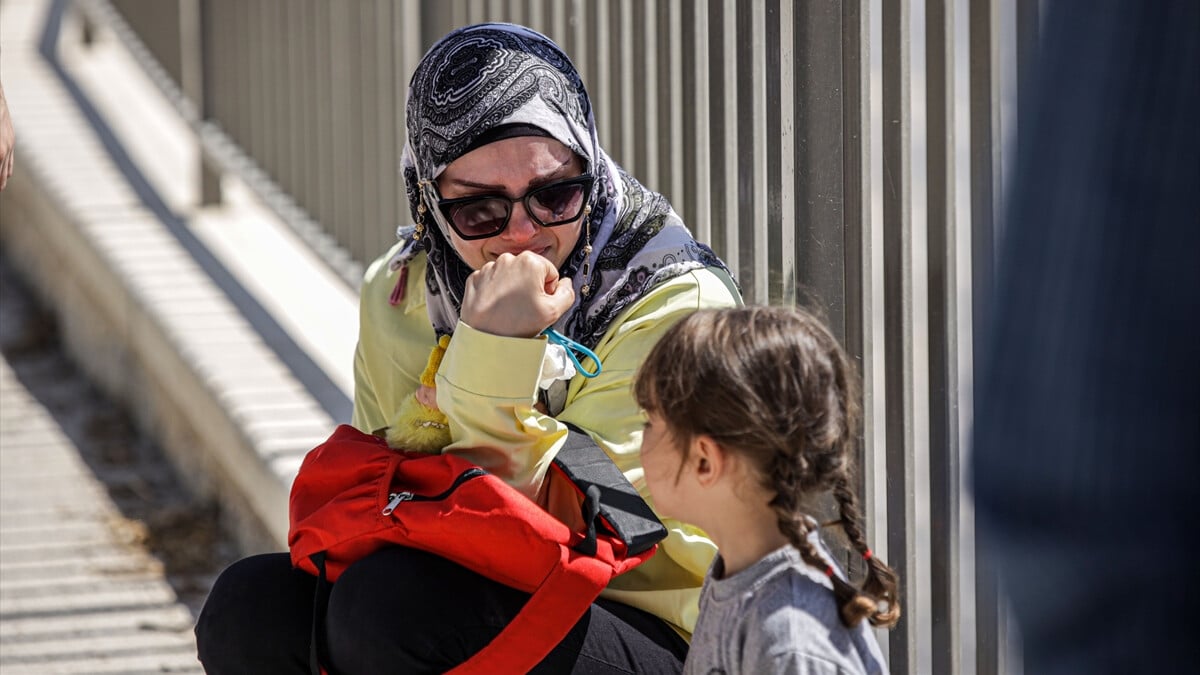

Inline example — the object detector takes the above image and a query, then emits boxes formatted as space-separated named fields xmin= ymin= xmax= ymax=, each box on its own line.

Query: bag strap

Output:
xmin=447 ymin=428 xmax=667 ymax=673
xmin=308 ymin=552 xmax=331 ymax=675
xmin=305 ymin=492 xmax=613 ymax=675
xmin=448 ymin=547 xmax=613 ymax=675
xmin=554 ymin=424 xmax=667 ymax=555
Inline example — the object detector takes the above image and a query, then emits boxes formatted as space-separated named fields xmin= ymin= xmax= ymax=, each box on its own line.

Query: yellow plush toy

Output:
xmin=385 ymin=335 xmax=452 ymax=453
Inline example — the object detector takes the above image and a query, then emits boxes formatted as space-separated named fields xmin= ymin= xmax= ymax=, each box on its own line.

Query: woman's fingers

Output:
xmin=461 ymin=252 xmax=576 ymax=338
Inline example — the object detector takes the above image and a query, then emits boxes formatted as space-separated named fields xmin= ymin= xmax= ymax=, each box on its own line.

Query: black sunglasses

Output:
xmin=432 ymin=174 xmax=594 ymax=241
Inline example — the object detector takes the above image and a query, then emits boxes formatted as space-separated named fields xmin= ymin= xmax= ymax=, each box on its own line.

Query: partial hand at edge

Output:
xmin=0 ymin=82 xmax=14 ymax=191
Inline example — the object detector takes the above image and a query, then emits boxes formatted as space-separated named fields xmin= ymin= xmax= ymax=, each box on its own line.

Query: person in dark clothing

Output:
xmin=972 ymin=2 xmax=1199 ymax=672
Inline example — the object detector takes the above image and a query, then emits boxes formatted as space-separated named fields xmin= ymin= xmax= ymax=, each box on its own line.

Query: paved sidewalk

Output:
xmin=1 ymin=0 xmax=354 ymax=558
xmin=0 ymin=0 xmax=371 ymax=666
xmin=0 ymin=338 xmax=203 ymax=671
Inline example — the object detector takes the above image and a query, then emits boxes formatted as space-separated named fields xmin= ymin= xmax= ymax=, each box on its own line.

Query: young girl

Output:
xmin=635 ymin=306 xmax=900 ymax=674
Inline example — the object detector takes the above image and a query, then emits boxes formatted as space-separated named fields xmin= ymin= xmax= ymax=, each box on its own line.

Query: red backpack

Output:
xmin=288 ymin=424 xmax=667 ymax=674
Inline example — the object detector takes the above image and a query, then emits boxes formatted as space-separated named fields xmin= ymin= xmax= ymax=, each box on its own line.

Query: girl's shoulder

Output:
xmin=741 ymin=551 xmax=889 ymax=675
xmin=745 ymin=580 xmax=887 ymax=675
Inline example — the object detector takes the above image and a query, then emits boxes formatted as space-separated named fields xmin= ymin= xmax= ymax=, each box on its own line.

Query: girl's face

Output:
xmin=436 ymin=136 xmax=586 ymax=271
xmin=639 ymin=411 xmax=691 ymax=522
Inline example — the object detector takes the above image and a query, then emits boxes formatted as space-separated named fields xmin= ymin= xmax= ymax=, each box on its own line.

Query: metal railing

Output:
xmin=90 ymin=0 xmax=1039 ymax=672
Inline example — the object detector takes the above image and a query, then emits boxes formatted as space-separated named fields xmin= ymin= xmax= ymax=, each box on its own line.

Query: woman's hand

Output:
xmin=461 ymin=252 xmax=575 ymax=338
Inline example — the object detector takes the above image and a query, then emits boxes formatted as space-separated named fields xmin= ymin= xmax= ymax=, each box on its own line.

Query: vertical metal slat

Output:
xmin=588 ymin=1 xmax=611 ymax=154
xmin=681 ymin=0 xmax=711 ymax=244
xmin=248 ymin=0 xmax=265 ymax=171
xmin=926 ymin=0 xmax=961 ymax=672
xmin=735 ymin=0 xmax=768 ymax=303
xmin=615 ymin=0 xmax=636 ymax=172
xmin=284 ymin=0 xmax=304 ymax=206
xmin=882 ymin=0 xmax=917 ymax=671
xmin=312 ymin=0 xmax=333 ymax=231
xmin=355 ymin=0 xmax=379 ymax=263
xmin=260 ymin=0 xmax=278 ymax=189
xmin=232 ymin=0 xmax=249 ymax=152
xmin=640 ymin=0 xmax=660 ymax=195
xmin=298 ymin=0 xmax=318 ymax=233
xmin=370 ymin=0 xmax=397 ymax=258
xmin=396 ymin=1 xmax=423 ymax=233
xmin=763 ymin=0 xmax=784 ymax=306
xmin=970 ymin=0 xmax=1006 ymax=669
xmin=327 ymin=3 xmax=349 ymax=248
xmin=661 ymin=0 xmax=684 ymax=213
xmin=775 ymin=0 xmax=795 ymax=308
xmin=718 ymin=0 xmax=739 ymax=287
xmin=839 ymin=0 xmax=884 ymax=630
xmin=792 ymin=1 xmax=849 ymax=331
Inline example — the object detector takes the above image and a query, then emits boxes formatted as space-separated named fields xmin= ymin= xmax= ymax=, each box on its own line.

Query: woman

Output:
xmin=197 ymin=23 xmax=741 ymax=673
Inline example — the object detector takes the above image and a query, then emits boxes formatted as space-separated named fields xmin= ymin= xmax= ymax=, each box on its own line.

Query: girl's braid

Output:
xmin=770 ymin=438 xmax=884 ymax=628
xmin=831 ymin=474 xmax=901 ymax=627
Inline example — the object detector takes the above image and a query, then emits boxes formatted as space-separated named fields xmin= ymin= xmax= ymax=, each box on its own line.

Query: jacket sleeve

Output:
xmin=435 ymin=267 xmax=739 ymax=495
xmin=350 ymin=344 xmax=385 ymax=434
xmin=350 ymin=246 xmax=435 ymax=435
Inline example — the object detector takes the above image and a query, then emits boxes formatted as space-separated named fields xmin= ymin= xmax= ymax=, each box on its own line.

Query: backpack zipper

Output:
xmin=382 ymin=467 xmax=487 ymax=515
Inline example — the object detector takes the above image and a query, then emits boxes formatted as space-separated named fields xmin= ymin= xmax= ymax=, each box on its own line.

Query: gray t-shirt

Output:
xmin=683 ymin=538 xmax=888 ymax=675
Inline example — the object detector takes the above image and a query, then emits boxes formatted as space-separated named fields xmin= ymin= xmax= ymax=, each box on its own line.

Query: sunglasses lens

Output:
xmin=529 ymin=182 xmax=587 ymax=225
xmin=437 ymin=175 xmax=592 ymax=239
xmin=447 ymin=198 xmax=510 ymax=238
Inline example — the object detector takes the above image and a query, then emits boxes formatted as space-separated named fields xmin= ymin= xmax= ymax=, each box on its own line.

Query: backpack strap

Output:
xmin=452 ymin=426 xmax=665 ymax=673
xmin=554 ymin=424 xmax=668 ymax=555
xmin=448 ymin=546 xmax=613 ymax=675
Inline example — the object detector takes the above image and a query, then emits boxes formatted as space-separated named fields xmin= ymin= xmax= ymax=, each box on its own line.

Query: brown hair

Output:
xmin=634 ymin=306 xmax=900 ymax=628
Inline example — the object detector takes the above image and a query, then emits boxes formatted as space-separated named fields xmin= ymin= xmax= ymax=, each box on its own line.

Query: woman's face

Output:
xmin=436 ymin=136 xmax=586 ymax=271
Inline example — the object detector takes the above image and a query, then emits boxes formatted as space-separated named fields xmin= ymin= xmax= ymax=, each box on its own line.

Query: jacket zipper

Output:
xmin=381 ymin=467 xmax=486 ymax=515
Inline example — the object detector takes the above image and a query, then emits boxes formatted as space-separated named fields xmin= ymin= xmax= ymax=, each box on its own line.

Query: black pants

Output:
xmin=195 ymin=548 xmax=688 ymax=674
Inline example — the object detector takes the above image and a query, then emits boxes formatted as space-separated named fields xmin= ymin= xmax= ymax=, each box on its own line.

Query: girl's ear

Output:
xmin=690 ymin=434 xmax=725 ymax=488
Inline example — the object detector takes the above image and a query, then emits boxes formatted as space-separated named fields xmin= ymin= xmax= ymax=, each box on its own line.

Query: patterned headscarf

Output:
xmin=395 ymin=23 xmax=730 ymax=349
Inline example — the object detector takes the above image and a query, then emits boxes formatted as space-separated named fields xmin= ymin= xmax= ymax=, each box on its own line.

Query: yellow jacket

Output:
xmin=351 ymin=242 xmax=742 ymax=635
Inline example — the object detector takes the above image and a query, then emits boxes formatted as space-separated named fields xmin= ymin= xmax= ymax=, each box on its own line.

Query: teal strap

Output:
xmin=542 ymin=329 xmax=602 ymax=378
